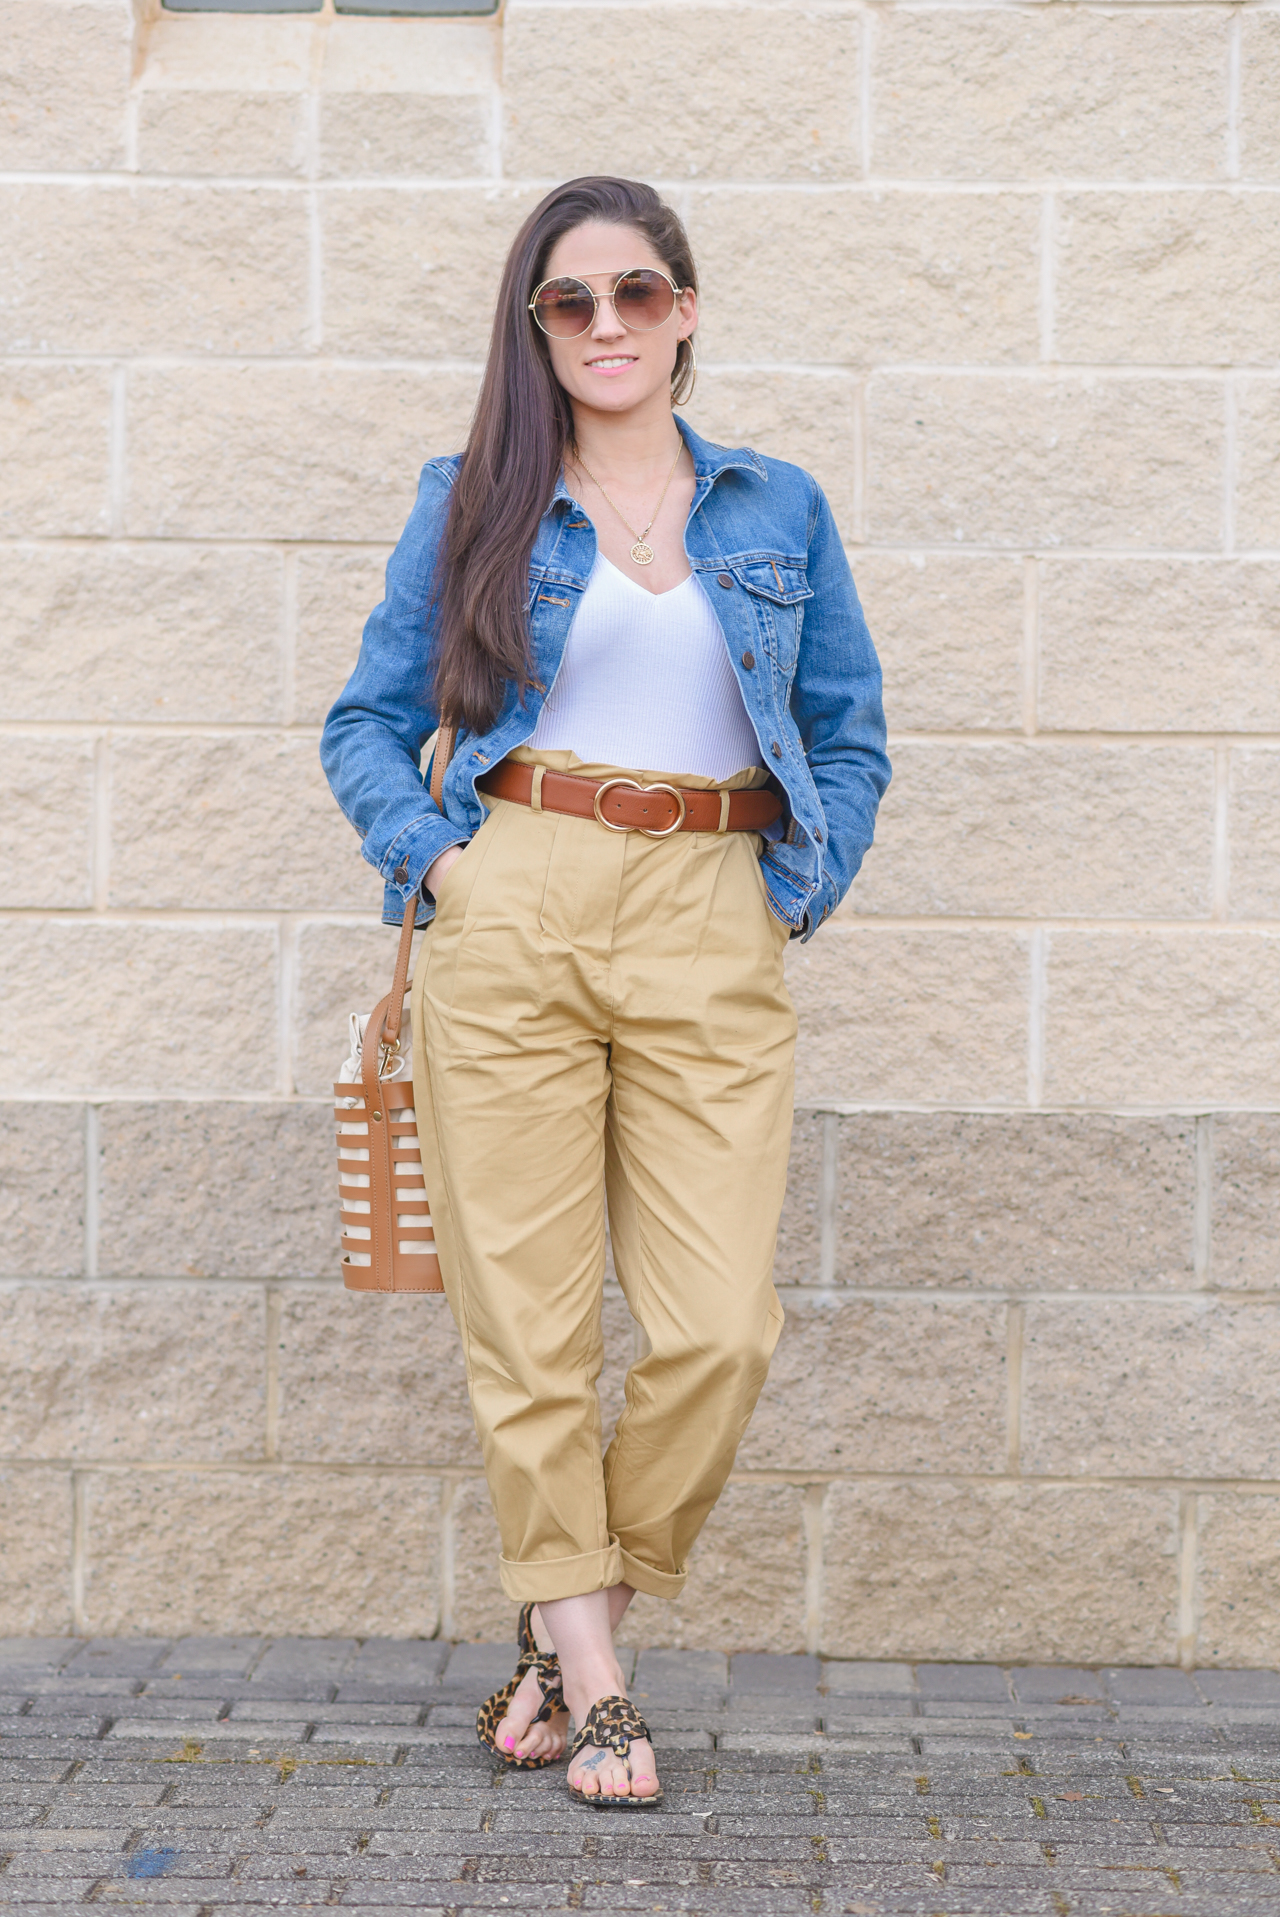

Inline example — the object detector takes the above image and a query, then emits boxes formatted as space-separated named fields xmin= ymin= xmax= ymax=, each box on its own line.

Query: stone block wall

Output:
xmin=2 ymin=0 xmax=1279 ymax=1665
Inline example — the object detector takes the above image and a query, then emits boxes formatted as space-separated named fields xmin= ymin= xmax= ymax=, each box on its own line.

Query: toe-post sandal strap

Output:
xmin=515 ymin=1600 xmax=565 ymax=1723
xmin=474 ymin=1602 xmax=566 ymax=1768
xmin=568 ymin=1695 xmax=653 ymax=1763
xmin=567 ymin=1695 xmax=663 ymax=1808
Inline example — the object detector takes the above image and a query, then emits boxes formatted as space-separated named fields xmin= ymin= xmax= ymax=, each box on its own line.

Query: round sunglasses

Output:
xmin=528 ymin=267 xmax=685 ymax=339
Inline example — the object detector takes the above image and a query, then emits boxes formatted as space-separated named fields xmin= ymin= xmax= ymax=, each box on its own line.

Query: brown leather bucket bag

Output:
xmin=333 ymin=724 xmax=456 ymax=1294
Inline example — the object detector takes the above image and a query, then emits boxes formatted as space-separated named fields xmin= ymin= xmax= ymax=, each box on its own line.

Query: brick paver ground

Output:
xmin=1 ymin=1638 xmax=1279 ymax=1915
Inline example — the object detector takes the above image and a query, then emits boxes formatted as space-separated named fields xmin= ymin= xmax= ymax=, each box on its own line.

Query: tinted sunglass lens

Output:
xmin=532 ymin=279 xmax=595 ymax=336
xmin=614 ymin=270 xmax=676 ymax=329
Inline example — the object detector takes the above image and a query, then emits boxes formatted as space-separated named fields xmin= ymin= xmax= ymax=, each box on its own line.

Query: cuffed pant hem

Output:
xmin=499 ymin=1541 xmax=624 ymax=1603
xmin=618 ymin=1547 xmax=686 ymax=1601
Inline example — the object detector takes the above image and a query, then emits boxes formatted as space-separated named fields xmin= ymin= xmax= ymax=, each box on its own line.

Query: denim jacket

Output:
xmin=320 ymin=417 xmax=890 ymax=940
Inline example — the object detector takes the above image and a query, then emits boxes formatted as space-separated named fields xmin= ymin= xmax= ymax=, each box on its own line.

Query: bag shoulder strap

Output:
xmin=380 ymin=719 xmax=458 ymax=1047
xmin=429 ymin=721 xmax=457 ymax=811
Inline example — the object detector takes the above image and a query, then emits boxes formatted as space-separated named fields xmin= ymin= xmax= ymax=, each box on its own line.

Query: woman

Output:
xmin=321 ymin=176 xmax=889 ymax=1807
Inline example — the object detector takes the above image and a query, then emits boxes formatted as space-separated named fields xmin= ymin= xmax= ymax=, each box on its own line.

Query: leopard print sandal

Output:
xmin=566 ymin=1695 xmax=663 ymax=1808
xmin=475 ymin=1601 xmax=568 ymax=1770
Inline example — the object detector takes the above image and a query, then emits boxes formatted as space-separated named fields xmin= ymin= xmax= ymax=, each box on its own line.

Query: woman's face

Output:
xmin=536 ymin=220 xmax=697 ymax=417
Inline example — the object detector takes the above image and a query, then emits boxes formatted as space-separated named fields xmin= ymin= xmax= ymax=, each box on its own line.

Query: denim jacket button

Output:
xmin=771 ymin=741 xmax=782 ymax=758
xmin=716 ymin=572 xmax=734 ymax=588
xmin=393 ymin=863 xmax=409 ymax=884
xmin=741 ymin=650 xmax=755 ymax=669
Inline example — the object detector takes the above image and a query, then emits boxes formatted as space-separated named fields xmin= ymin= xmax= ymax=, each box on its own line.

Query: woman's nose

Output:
xmin=590 ymin=295 xmax=627 ymax=340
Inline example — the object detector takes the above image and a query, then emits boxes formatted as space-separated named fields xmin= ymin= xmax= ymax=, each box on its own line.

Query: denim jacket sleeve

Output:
xmin=790 ymin=482 xmax=891 ymax=930
xmin=319 ymin=462 xmax=469 ymax=912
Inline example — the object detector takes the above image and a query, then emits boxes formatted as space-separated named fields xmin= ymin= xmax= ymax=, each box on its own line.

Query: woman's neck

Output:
xmin=568 ymin=398 xmax=684 ymax=480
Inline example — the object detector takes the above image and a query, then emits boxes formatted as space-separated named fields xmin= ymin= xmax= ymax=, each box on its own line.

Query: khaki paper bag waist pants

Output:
xmin=411 ymin=750 xmax=797 ymax=1603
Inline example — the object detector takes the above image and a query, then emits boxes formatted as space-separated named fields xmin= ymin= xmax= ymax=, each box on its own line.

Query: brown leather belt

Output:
xmin=477 ymin=759 xmax=783 ymax=838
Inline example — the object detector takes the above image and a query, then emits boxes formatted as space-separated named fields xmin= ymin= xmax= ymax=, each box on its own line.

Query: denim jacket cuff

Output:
xmin=760 ymin=855 xmax=813 ymax=934
xmin=378 ymin=814 xmax=470 ymax=916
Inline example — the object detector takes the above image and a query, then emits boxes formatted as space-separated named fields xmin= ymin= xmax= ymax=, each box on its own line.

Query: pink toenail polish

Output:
xmin=504 ymin=1736 xmax=514 ymax=1749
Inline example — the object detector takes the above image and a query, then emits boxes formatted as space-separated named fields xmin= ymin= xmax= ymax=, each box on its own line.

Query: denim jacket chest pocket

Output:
xmin=730 ymin=559 xmax=813 ymax=674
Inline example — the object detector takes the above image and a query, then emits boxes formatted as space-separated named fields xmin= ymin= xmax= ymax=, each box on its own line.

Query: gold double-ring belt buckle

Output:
xmin=592 ymin=776 xmax=688 ymax=839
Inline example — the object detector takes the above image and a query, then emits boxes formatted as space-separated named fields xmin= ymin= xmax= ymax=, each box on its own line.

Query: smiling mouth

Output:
xmin=587 ymin=356 xmax=637 ymax=368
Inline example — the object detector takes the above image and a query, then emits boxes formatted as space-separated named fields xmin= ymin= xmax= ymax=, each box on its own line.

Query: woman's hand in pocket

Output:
xmin=424 ymin=843 xmax=467 ymax=901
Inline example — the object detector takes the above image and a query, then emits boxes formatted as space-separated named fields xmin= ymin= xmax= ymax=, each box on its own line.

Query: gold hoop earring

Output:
xmin=672 ymin=337 xmax=697 ymax=406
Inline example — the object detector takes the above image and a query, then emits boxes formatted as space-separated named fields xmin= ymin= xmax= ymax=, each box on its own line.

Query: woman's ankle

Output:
xmin=528 ymin=1603 xmax=556 ymax=1655
xmin=562 ymin=1656 xmax=627 ymax=1725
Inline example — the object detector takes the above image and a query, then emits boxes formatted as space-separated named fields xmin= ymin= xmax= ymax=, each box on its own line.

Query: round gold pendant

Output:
xmin=630 ymin=540 xmax=655 ymax=566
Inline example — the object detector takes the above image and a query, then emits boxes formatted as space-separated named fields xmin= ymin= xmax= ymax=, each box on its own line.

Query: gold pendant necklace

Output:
xmin=573 ymin=439 xmax=684 ymax=566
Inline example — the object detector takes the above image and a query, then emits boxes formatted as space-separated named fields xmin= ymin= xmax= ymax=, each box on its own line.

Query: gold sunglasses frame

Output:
xmin=527 ymin=267 xmax=686 ymax=338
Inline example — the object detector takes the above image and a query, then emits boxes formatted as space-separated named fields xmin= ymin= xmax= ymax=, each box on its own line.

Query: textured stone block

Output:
xmin=137 ymin=92 xmax=307 ymax=176
xmin=447 ymin=1477 xmax=510 ymax=1643
xmin=834 ymin=1113 xmax=1196 ymax=1292
xmin=141 ymin=9 xmax=313 ymax=88
xmin=0 ymin=0 xmax=131 ymax=170
xmin=855 ymin=554 xmax=1023 ymax=732
xmin=320 ymin=13 xmax=494 ymax=93
xmin=0 ymin=545 xmax=284 ymax=725
xmin=873 ymin=10 xmax=1227 ymax=181
xmin=1241 ymin=15 xmax=1280 ymax=182
xmin=80 ymin=1470 xmax=441 ymax=1636
xmin=320 ymin=14 xmax=494 ymax=178
xmin=772 ymin=1114 xmax=823 ymax=1287
xmin=0 ymin=1104 xmax=86 ymax=1278
xmin=293 ymin=923 xmax=405 ymax=1099
xmin=788 ymin=927 xmax=1030 ymax=1106
xmin=1056 ymin=193 xmax=1280 ymax=368
xmin=125 ymin=366 xmax=478 ymax=541
xmin=1022 ymin=1300 xmax=1280 ymax=1479
xmin=1197 ymin=1493 xmax=1280 ymax=1668
xmin=1236 ymin=381 xmax=1280 ymax=551
xmin=293 ymin=549 xmax=390 ymax=726
xmin=322 ymin=187 xmax=537 ymax=358
xmin=0 ymin=366 xmax=110 ymax=537
xmin=0 ymin=925 xmax=278 ymax=1098
xmin=1213 ymin=1113 xmax=1280 ymax=1292
xmin=1043 ymin=930 xmax=1280 ymax=1108
xmin=98 ymin=1102 xmax=336 ymax=1280
xmin=615 ymin=1482 xmax=809 ymax=1654
xmin=108 ymin=734 xmax=382 ymax=913
xmin=320 ymin=95 xmax=490 ymax=179
xmin=743 ymin=1295 xmax=1007 ymax=1474
xmin=685 ymin=373 xmax=856 ymax=540
xmin=0 ymin=1282 xmax=265 ymax=1462
xmin=1038 ymin=559 xmax=1280 ymax=733
xmin=318 ymin=15 xmax=493 ymax=178
xmin=0 ymin=1468 xmax=72 ymax=1636
xmin=1229 ymin=749 xmax=1280 ymax=921
xmin=850 ymin=742 xmax=1212 ymax=920
xmin=691 ymin=189 xmax=1039 ymax=367
xmin=0 ymin=737 xmax=95 ymax=909
xmin=821 ymin=1481 xmax=1177 ymax=1664
xmin=504 ymin=5 xmax=858 ymax=182
xmin=0 ymin=185 xmax=309 ymax=356
xmin=277 ymin=1285 xmax=476 ymax=1466
xmin=868 ymin=373 xmax=1222 ymax=551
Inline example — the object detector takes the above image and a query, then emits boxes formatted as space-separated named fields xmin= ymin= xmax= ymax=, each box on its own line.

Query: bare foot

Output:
xmin=493 ymin=1607 xmax=569 ymax=1764
xmin=568 ymin=1710 xmax=660 ymax=1800
xmin=533 ymin=1587 xmax=659 ymax=1798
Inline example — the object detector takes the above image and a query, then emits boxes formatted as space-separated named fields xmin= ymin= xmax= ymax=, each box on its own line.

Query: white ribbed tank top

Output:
xmin=527 ymin=554 xmax=763 ymax=781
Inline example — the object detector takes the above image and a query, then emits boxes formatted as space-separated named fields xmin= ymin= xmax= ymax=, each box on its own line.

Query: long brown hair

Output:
xmin=430 ymin=177 xmax=698 ymax=733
